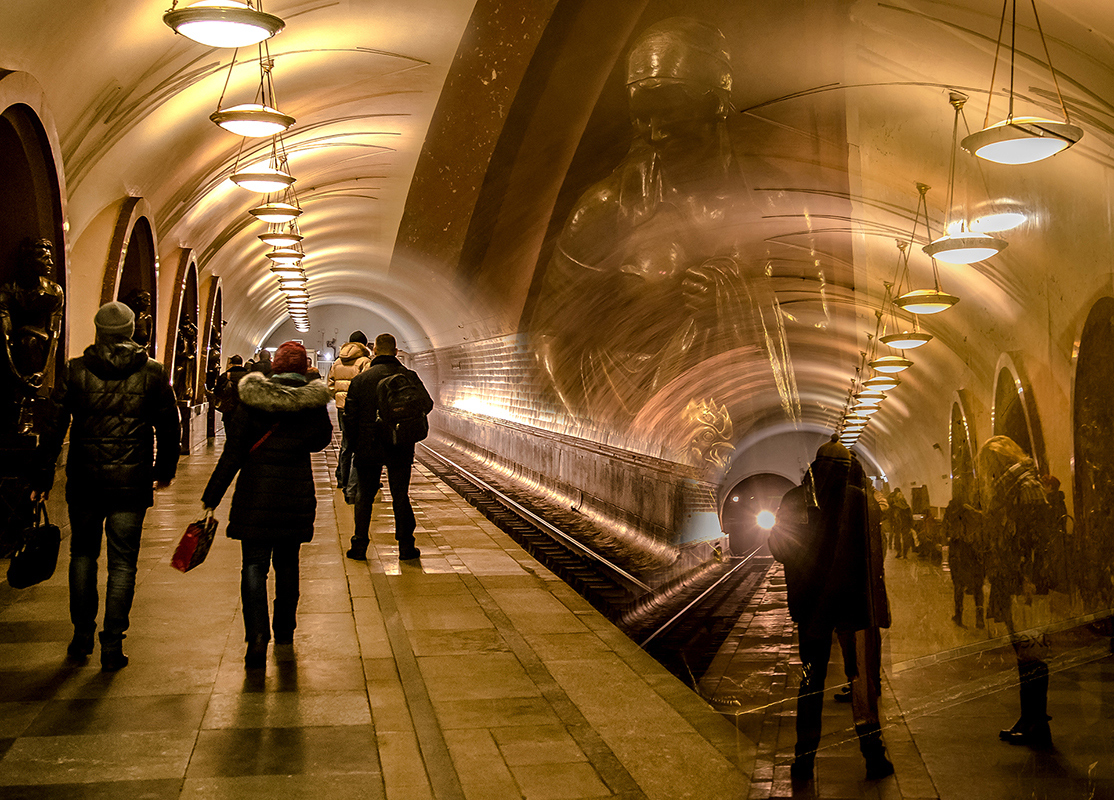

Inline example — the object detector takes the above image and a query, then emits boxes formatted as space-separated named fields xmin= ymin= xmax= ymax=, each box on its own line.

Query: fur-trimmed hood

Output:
xmin=237 ymin=371 xmax=330 ymax=412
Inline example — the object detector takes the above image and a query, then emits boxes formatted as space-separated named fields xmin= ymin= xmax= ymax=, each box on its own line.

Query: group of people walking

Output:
xmin=32 ymin=303 xmax=431 ymax=672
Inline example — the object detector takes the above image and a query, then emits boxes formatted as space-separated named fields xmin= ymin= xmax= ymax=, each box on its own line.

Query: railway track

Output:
xmin=416 ymin=442 xmax=772 ymax=687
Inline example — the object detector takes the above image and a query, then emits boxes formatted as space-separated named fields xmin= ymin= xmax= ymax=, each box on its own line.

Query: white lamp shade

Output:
xmin=855 ymin=390 xmax=887 ymax=402
xmin=894 ymin=288 xmax=959 ymax=315
xmin=267 ymin=247 xmax=304 ymax=264
xmin=249 ymin=202 xmax=302 ymax=224
xmin=211 ymin=103 xmax=295 ymax=137
xmin=970 ymin=211 xmax=1026 ymax=233
xmin=869 ymin=355 xmax=913 ymax=374
xmin=961 ymin=117 xmax=1083 ymax=165
xmin=863 ymin=376 xmax=900 ymax=392
xmin=923 ymin=232 xmax=1007 ymax=264
xmin=278 ymin=277 xmax=308 ymax=290
xmin=231 ymin=165 xmax=294 ymax=193
xmin=258 ymin=230 xmax=303 ymax=248
xmin=270 ymin=266 xmax=305 ymax=280
xmin=852 ymin=404 xmax=881 ymax=415
xmin=879 ymin=331 xmax=932 ymax=349
xmin=164 ymin=0 xmax=285 ymax=48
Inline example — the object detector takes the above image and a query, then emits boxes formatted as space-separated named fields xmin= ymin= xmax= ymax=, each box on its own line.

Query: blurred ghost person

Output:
xmin=975 ymin=435 xmax=1054 ymax=748
xmin=769 ymin=435 xmax=893 ymax=782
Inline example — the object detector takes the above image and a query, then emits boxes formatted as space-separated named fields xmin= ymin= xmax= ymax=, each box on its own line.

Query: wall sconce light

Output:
xmin=961 ymin=0 xmax=1082 ymax=164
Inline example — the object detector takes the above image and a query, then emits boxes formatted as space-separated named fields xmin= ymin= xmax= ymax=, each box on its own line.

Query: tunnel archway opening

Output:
xmin=720 ymin=472 xmax=796 ymax=555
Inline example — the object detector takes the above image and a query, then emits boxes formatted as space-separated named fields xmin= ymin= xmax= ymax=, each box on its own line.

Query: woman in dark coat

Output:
xmin=201 ymin=341 xmax=332 ymax=667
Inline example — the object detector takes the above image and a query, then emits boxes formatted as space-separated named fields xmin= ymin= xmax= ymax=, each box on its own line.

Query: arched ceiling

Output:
xmin=4 ymin=0 xmax=1114 ymax=492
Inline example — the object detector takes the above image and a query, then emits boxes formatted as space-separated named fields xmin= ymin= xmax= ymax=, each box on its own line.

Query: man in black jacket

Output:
xmin=343 ymin=333 xmax=432 ymax=561
xmin=36 ymin=301 xmax=180 ymax=671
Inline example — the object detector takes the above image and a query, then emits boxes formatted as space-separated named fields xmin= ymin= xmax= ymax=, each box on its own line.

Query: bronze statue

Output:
xmin=533 ymin=18 xmax=760 ymax=426
xmin=0 ymin=238 xmax=65 ymax=436
xmin=123 ymin=289 xmax=154 ymax=351
xmin=173 ymin=316 xmax=198 ymax=402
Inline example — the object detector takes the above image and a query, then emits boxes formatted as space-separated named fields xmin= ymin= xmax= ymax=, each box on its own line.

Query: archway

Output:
xmin=949 ymin=391 xmax=978 ymax=504
xmin=1073 ymin=297 xmax=1114 ymax=605
xmin=721 ymin=472 xmax=796 ymax=555
xmin=103 ymin=200 xmax=159 ymax=356
xmin=992 ymin=354 xmax=1044 ymax=469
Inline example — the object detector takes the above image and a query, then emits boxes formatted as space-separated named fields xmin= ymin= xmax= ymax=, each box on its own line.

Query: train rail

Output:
xmin=416 ymin=442 xmax=772 ymax=686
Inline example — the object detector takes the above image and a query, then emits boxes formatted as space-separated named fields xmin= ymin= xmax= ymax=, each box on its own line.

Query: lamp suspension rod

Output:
xmin=1008 ymin=0 xmax=1017 ymax=120
xmin=944 ymin=94 xmax=966 ymax=230
xmin=1029 ymin=0 xmax=1072 ymax=121
xmin=983 ymin=0 xmax=1010 ymax=129
xmin=216 ymin=48 xmax=240 ymax=109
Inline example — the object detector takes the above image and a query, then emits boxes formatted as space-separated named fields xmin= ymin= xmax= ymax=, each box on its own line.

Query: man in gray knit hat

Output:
xmin=35 ymin=301 xmax=180 ymax=671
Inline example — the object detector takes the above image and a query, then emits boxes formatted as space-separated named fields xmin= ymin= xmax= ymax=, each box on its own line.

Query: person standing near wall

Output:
xmin=201 ymin=341 xmax=332 ymax=668
xmin=326 ymin=330 xmax=371 ymax=502
xmin=34 ymin=301 xmax=180 ymax=671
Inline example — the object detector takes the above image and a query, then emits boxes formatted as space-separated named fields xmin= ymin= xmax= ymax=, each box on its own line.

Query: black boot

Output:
xmin=245 ymin=635 xmax=269 ymax=669
xmin=99 ymin=633 xmax=128 ymax=672
xmin=346 ymin=537 xmax=368 ymax=561
xmin=1001 ymin=662 xmax=1052 ymax=747
xmin=857 ymin=723 xmax=895 ymax=779
xmin=66 ymin=629 xmax=95 ymax=663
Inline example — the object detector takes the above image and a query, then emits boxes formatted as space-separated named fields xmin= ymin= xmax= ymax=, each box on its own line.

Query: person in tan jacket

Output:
xmin=326 ymin=330 xmax=371 ymax=501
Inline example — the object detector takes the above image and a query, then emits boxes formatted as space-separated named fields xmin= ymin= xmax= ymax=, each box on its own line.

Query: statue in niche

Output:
xmin=533 ymin=18 xmax=763 ymax=426
xmin=123 ymin=289 xmax=154 ymax=352
xmin=0 ymin=238 xmax=65 ymax=438
xmin=205 ymin=325 xmax=221 ymax=393
xmin=173 ymin=316 xmax=198 ymax=403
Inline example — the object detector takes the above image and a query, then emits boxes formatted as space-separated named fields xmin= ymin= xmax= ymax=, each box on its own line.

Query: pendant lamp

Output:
xmin=250 ymin=202 xmax=302 ymax=224
xmin=895 ymin=184 xmax=960 ymax=315
xmin=258 ymin=227 xmax=303 ymax=248
xmin=862 ymin=376 xmax=900 ymax=392
xmin=164 ymin=0 xmax=284 ymax=48
xmin=869 ymin=355 xmax=913 ymax=374
xmin=961 ymin=0 xmax=1082 ymax=164
xmin=211 ymin=53 xmax=294 ymax=137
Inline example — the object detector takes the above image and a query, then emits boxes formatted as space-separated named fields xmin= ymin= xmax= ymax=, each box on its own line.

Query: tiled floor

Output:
xmin=0 ymin=429 xmax=751 ymax=799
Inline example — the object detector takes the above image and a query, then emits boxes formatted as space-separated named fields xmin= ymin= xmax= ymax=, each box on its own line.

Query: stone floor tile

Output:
xmin=0 ymin=731 xmax=196 ymax=785
xmin=491 ymin=724 xmax=588 ymax=766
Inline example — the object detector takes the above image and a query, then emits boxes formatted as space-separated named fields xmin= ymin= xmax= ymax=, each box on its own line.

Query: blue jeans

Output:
xmin=68 ymin=506 xmax=147 ymax=642
xmin=240 ymin=540 xmax=302 ymax=642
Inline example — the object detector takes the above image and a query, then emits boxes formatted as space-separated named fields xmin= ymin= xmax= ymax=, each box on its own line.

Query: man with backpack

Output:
xmin=213 ymin=355 xmax=248 ymax=417
xmin=343 ymin=333 xmax=433 ymax=561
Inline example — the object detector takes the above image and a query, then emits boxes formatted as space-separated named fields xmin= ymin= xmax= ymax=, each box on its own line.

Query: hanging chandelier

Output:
xmin=249 ymin=201 xmax=302 ymax=224
xmin=894 ymin=184 xmax=960 ymax=315
xmin=869 ymin=355 xmax=913 ymax=374
xmin=211 ymin=53 xmax=294 ymax=137
xmin=862 ymin=376 xmax=900 ymax=393
xmin=258 ymin=225 xmax=303 ymax=248
xmin=923 ymin=94 xmax=1007 ymax=265
xmin=164 ymin=0 xmax=284 ymax=49
xmin=231 ymin=134 xmax=295 ymax=192
xmin=961 ymin=0 xmax=1082 ymax=164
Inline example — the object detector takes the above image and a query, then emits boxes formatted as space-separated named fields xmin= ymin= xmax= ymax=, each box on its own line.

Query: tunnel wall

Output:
xmin=413 ymin=340 xmax=724 ymax=580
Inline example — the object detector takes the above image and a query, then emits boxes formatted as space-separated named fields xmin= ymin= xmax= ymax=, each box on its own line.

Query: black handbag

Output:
xmin=6 ymin=500 xmax=61 ymax=589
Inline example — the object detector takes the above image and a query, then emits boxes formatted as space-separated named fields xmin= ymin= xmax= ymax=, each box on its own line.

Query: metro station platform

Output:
xmin=0 ymin=426 xmax=1111 ymax=799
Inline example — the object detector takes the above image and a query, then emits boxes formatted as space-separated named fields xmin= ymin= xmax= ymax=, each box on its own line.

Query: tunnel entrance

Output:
xmin=721 ymin=472 xmax=796 ymax=555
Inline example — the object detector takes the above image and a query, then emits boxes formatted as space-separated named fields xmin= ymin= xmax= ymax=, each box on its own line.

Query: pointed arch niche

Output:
xmin=0 ymin=71 xmax=67 ymax=370
xmin=992 ymin=353 xmax=1046 ymax=471
xmin=949 ymin=390 xmax=979 ymax=504
xmin=1072 ymin=297 xmax=1114 ymax=605
xmin=101 ymin=198 xmax=159 ymax=356
xmin=166 ymin=250 xmax=200 ymax=405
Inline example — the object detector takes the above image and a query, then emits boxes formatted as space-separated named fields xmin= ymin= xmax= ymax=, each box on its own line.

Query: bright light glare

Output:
xmin=756 ymin=510 xmax=776 ymax=530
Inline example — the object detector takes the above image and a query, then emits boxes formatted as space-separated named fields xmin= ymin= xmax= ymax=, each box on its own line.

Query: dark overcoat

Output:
xmin=202 ymin=372 xmax=332 ymax=541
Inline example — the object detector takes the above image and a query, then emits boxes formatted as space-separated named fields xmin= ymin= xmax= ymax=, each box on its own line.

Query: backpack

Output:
xmin=376 ymin=368 xmax=433 ymax=446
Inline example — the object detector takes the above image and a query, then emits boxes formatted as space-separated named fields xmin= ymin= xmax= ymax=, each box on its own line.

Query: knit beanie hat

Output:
xmin=94 ymin=301 xmax=135 ymax=338
xmin=271 ymin=341 xmax=308 ymax=375
xmin=349 ymin=330 xmax=367 ymax=345
xmin=816 ymin=434 xmax=852 ymax=462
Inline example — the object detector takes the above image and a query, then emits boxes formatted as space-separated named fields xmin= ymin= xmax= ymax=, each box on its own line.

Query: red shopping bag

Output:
xmin=171 ymin=514 xmax=218 ymax=573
